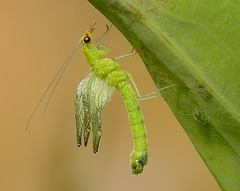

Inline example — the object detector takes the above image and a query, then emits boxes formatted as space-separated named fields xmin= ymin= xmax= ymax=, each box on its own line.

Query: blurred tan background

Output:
xmin=1 ymin=0 xmax=220 ymax=191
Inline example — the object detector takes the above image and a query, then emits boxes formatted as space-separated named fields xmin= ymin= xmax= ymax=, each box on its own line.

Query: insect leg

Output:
xmin=97 ymin=24 xmax=113 ymax=55
xmin=128 ymin=74 xmax=178 ymax=100
xmin=113 ymin=52 xmax=137 ymax=61
xmin=113 ymin=47 xmax=142 ymax=61
xmin=137 ymin=84 xmax=179 ymax=101
xmin=128 ymin=74 xmax=142 ymax=98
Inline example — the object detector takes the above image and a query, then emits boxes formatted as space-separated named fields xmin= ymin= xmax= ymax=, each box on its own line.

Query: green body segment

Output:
xmin=117 ymin=81 xmax=148 ymax=174
xmin=75 ymin=26 xmax=148 ymax=174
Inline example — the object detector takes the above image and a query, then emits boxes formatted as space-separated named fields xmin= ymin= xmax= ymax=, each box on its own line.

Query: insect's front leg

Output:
xmin=97 ymin=24 xmax=113 ymax=55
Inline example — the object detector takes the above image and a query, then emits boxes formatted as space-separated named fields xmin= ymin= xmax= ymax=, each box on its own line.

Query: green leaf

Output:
xmin=87 ymin=0 xmax=240 ymax=190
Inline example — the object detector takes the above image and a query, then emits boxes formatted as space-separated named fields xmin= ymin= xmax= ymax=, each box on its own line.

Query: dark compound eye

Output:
xmin=84 ymin=36 xmax=91 ymax=43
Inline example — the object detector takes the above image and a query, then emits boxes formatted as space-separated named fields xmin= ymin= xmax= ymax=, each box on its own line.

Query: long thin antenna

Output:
xmin=42 ymin=40 xmax=81 ymax=117
xmin=26 ymin=39 xmax=82 ymax=130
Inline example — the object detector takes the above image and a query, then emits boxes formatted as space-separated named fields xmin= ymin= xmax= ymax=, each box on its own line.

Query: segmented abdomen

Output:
xmin=117 ymin=81 xmax=148 ymax=175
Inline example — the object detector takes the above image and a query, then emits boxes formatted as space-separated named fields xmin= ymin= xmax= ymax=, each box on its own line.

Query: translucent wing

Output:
xmin=75 ymin=72 xmax=115 ymax=152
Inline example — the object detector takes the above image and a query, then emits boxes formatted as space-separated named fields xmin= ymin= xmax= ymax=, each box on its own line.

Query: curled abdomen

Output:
xmin=117 ymin=81 xmax=148 ymax=175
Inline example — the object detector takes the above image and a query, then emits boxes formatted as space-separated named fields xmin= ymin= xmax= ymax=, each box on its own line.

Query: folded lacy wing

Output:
xmin=75 ymin=72 xmax=116 ymax=153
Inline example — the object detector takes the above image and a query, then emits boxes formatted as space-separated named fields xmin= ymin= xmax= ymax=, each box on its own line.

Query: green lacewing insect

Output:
xmin=26 ymin=24 xmax=177 ymax=175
